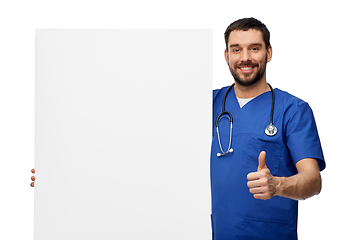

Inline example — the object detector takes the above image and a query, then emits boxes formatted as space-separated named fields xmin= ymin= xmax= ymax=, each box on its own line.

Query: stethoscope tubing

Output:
xmin=215 ymin=83 xmax=276 ymax=157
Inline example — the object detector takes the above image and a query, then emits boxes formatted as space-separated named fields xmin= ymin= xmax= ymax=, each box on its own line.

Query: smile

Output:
xmin=238 ymin=66 xmax=255 ymax=73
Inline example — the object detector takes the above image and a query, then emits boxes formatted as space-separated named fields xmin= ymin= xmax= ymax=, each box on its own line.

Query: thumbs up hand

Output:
xmin=247 ymin=151 xmax=281 ymax=200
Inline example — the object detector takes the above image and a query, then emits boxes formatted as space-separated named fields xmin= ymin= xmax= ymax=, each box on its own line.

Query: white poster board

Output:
xmin=35 ymin=30 xmax=212 ymax=240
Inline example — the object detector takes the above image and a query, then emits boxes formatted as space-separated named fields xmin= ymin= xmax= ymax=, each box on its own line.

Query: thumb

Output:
xmin=257 ymin=151 xmax=267 ymax=171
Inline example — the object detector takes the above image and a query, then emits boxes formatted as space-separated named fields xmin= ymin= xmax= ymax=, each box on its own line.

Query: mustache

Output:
xmin=236 ymin=61 xmax=259 ymax=67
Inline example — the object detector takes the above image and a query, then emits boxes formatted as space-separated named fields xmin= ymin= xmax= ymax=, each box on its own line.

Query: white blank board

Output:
xmin=35 ymin=30 xmax=212 ymax=240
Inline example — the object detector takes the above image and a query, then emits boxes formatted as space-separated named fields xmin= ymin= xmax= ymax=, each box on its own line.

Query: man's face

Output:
xmin=225 ymin=29 xmax=272 ymax=87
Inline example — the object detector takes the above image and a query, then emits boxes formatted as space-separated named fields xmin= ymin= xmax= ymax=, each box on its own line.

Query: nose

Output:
xmin=240 ymin=50 xmax=251 ymax=62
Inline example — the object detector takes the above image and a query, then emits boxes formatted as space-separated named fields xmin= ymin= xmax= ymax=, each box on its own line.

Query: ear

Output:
xmin=266 ymin=45 xmax=272 ymax=63
xmin=224 ymin=49 xmax=229 ymax=65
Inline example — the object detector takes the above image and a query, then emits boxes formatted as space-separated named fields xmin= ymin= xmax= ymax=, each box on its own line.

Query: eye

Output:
xmin=251 ymin=47 xmax=259 ymax=51
xmin=232 ymin=49 xmax=240 ymax=53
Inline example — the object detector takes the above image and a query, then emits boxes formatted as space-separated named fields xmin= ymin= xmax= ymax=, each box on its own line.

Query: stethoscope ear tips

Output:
xmin=217 ymin=148 xmax=233 ymax=157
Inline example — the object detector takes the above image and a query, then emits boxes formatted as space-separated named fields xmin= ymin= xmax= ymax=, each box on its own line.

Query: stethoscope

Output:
xmin=216 ymin=83 xmax=277 ymax=157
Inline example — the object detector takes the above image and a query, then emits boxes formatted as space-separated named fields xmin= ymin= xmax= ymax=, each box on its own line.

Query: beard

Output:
xmin=229 ymin=56 xmax=267 ymax=87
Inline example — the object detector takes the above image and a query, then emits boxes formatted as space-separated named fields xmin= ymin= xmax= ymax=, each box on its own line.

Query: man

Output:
xmin=211 ymin=18 xmax=325 ymax=240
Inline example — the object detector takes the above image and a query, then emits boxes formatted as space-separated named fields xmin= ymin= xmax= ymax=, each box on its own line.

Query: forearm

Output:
xmin=275 ymin=168 xmax=322 ymax=201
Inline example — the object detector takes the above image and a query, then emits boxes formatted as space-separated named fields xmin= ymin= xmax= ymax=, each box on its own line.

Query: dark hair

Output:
xmin=224 ymin=17 xmax=270 ymax=50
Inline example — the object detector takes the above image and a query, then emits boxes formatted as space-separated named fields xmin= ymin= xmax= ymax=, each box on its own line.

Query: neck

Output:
xmin=234 ymin=79 xmax=270 ymax=99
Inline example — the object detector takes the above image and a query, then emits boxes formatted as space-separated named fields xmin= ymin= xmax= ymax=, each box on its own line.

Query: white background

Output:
xmin=1 ymin=1 xmax=359 ymax=239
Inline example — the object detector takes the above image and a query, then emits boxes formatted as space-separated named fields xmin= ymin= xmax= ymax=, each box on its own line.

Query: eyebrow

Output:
xmin=229 ymin=43 xmax=263 ymax=48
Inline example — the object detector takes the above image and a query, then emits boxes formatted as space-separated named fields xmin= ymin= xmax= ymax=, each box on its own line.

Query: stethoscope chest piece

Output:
xmin=265 ymin=124 xmax=277 ymax=136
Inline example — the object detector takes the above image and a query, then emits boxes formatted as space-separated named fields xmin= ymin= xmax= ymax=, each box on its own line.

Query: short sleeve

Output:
xmin=213 ymin=89 xmax=221 ymax=102
xmin=285 ymin=102 xmax=325 ymax=171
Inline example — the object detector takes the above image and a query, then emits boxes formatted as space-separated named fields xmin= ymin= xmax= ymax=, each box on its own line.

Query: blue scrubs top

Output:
xmin=211 ymin=86 xmax=325 ymax=240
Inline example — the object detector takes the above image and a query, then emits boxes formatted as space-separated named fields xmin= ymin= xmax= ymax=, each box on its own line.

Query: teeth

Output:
xmin=240 ymin=67 xmax=252 ymax=70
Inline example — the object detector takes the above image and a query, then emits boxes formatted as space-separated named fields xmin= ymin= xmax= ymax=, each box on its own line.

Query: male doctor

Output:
xmin=211 ymin=18 xmax=325 ymax=239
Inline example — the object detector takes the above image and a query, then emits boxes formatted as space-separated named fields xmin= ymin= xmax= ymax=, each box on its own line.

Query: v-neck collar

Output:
xmin=229 ymin=86 xmax=273 ymax=110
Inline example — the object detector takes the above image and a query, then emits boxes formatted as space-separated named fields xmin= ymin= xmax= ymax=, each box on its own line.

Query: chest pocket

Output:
xmin=246 ymin=137 xmax=282 ymax=176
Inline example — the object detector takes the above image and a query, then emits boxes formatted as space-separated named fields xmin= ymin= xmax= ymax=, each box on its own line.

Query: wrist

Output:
xmin=274 ymin=176 xmax=285 ymax=197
